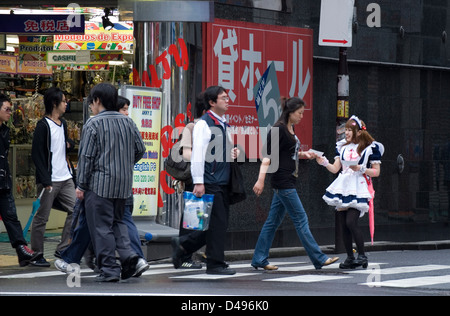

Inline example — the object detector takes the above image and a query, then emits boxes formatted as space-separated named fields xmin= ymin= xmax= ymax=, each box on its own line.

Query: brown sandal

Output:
xmin=323 ymin=257 xmax=339 ymax=266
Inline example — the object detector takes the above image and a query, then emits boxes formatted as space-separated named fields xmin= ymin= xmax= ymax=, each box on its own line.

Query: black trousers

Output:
xmin=84 ymin=191 xmax=136 ymax=277
xmin=0 ymin=189 xmax=27 ymax=248
xmin=179 ymin=184 xmax=230 ymax=269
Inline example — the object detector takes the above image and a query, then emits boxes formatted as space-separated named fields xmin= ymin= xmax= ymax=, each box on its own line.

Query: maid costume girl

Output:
xmin=322 ymin=116 xmax=385 ymax=217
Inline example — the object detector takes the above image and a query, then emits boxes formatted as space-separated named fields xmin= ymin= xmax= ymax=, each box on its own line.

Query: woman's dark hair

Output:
xmin=194 ymin=92 xmax=206 ymax=119
xmin=203 ymin=86 xmax=226 ymax=110
xmin=89 ymin=83 xmax=118 ymax=111
xmin=117 ymin=95 xmax=130 ymax=111
xmin=275 ymin=97 xmax=306 ymax=126
xmin=44 ymin=87 xmax=64 ymax=115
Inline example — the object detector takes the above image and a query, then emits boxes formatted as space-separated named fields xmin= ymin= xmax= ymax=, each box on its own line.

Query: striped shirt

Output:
xmin=77 ymin=110 xmax=145 ymax=199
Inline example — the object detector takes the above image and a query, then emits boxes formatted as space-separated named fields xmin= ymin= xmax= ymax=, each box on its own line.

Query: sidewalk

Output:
xmin=0 ymin=231 xmax=60 ymax=267
xmin=2 ymin=229 xmax=450 ymax=268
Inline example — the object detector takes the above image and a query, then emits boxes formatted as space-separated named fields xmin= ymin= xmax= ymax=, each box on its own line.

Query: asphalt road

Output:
xmin=1 ymin=249 xmax=450 ymax=301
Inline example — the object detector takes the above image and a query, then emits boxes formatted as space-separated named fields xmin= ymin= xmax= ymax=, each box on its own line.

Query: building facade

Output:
xmin=2 ymin=0 xmax=449 ymax=251
xmin=214 ymin=0 xmax=450 ymax=249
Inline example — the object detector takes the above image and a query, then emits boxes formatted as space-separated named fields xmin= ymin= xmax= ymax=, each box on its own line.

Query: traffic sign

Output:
xmin=319 ymin=0 xmax=354 ymax=47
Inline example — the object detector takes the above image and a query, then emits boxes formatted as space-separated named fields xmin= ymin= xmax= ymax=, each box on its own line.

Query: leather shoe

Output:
xmin=252 ymin=264 xmax=278 ymax=271
xmin=121 ymin=255 xmax=139 ymax=280
xmin=30 ymin=257 xmax=50 ymax=267
xmin=94 ymin=273 xmax=119 ymax=282
xmin=206 ymin=266 xmax=236 ymax=275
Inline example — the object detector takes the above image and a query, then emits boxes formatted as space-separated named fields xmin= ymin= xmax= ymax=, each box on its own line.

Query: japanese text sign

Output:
xmin=205 ymin=19 xmax=313 ymax=158
xmin=0 ymin=14 xmax=85 ymax=35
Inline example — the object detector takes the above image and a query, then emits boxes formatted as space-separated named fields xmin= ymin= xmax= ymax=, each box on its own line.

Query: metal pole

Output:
xmin=334 ymin=47 xmax=349 ymax=253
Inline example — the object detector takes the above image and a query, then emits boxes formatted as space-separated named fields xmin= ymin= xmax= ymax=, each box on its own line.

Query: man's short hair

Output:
xmin=89 ymin=83 xmax=118 ymax=111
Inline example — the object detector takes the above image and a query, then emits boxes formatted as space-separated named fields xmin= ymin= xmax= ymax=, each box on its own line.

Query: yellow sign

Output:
xmin=120 ymin=86 xmax=162 ymax=217
xmin=0 ymin=55 xmax=17 ymax=74
xmin=337 ymin=100 xmax=349 ymax=118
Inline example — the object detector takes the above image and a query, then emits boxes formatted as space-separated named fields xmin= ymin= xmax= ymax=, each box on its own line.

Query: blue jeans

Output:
xmin=61 ymin=200 xmax=90 ymax=264
xmin=122 ymin=205 xmax=145 ymax=258
xmin=252 ymin=189 xmax=329 ymax=269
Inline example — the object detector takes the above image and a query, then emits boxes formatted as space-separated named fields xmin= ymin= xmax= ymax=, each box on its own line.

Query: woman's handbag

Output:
xmin=164 ymin=135 xmax=191 ymax=182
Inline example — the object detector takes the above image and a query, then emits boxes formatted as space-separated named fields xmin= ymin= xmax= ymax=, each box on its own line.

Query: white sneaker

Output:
xmin=133 ymin=258 xmax=149 ymax=277
xmin=54 ymin=259 xmax=76 ymax=274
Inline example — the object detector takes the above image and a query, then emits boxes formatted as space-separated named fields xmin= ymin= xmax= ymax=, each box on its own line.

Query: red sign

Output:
xmin=205 ymin=19 xmax=314 ymax=158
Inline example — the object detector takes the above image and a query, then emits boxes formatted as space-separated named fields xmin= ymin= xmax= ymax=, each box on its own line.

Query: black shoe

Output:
xmin=83 ymin=252 xmax=98 ymax=272
xmin=180 ymin=260 xmax=203 ymax=270
xmin=30 ymin=257 xmax=51 ymax=267
xmin=353 ymin=255 xmax=369 ymax=269
xmin=206 ymin=266 xmax=236 ymax=275
xmin=171 ymin=237 xmax=186 ymax=269
xmin=94 ymin=273 xmax=120 ymax=282
xmin=339 ymin=257 xmax=357 ymax=269
xmin=16 ymin=245 xmax=43 ymax=267
xmin=121 ymin=255 xmax=139 ymax=280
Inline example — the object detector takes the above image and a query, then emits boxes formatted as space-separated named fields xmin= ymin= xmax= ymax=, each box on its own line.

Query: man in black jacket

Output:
xmin=0 ymin=94 xmax=43 ymax=266
xmin=31 ymin=87 xmax=76 ymax=267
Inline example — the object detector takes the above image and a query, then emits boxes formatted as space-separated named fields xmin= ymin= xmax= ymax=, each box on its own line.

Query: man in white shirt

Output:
xmin=172 ymin=86 xmax=239 ymax=275
xmin=31 ymin=87 xmax=76 ymax=267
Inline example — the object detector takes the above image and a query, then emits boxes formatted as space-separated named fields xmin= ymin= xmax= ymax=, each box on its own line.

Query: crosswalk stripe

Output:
xmin=263 ymin=275 xmax=352 ymax=283
xmin=0 ymin=269 xmax=92 ymax=279
xmin=276 ymin=262 xmax=387 ymax=272
xmin=171 ymin=272 xmax=258 ymax=280
xmin=359 ymin=275 xmax=450 ymax=288
xmin=349 ymin=264 xmax=450 ymax=275
xmin=230 ymin=261 xmax=306 ymax=269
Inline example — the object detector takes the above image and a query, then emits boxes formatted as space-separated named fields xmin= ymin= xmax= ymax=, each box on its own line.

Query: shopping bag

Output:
xmin=182 ymin=191 xmax=214 ymax=231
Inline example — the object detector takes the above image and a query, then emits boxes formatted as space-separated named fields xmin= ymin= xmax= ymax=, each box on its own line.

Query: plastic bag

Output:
xmin=182 ymin=191 xmax=214 ymax=231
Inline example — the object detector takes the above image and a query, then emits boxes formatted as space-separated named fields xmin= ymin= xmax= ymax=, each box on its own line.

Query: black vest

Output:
xmin=201 ymin=111 xmax=230 ymax=186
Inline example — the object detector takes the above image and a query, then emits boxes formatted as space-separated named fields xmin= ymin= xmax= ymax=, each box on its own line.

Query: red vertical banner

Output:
xmin=205 ymin=19 xmax=314 ymax=159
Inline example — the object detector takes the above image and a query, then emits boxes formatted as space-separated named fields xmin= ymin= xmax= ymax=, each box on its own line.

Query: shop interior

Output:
xmin=0 ymin=7 xmax=133 ymax=231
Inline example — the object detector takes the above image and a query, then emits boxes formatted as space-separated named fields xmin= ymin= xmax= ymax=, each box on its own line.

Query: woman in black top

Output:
xmin=251 ymin=97 xmax=339 ymax=270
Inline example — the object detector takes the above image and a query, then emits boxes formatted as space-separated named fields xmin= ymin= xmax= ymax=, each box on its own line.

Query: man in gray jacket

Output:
xmin=76 ymin=83 xmax=146 ymax=282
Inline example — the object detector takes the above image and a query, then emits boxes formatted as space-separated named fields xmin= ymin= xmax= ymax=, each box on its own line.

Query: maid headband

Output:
xmin=349 ymin=115 xmax=366 ymax=131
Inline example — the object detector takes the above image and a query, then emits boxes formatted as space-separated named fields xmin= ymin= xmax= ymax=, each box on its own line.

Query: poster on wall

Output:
xmin=0 ymin=55 xmax=17 ymax=74
xmin=205 ymin=19 xmax=314 ymax=159
xmin=18 ymin=36 xmax=53 ymax=75
xmin=119 ymin=86 xmax=162 ymax=217
xmin=53 ymin=22 xmax=133 ymax=51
